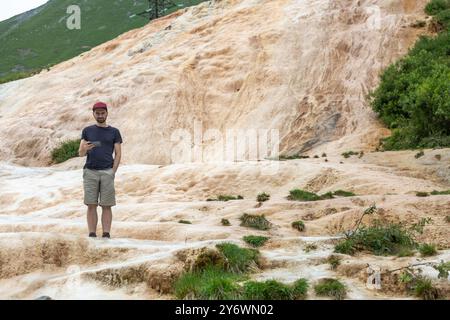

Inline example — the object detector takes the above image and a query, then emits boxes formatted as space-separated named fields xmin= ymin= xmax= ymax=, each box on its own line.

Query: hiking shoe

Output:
xmin=102 ymin=232 xmax=110 ymax=238
xmin=89 ymin=232 xmax=97 ymax=238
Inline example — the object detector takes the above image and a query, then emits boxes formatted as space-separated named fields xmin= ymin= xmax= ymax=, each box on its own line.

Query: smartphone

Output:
xmin=90 ymin=141 xmax=101 ymax=147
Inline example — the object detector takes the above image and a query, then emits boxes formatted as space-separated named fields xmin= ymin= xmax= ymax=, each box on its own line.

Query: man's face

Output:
xmin=93 ymin=109 xmax=107 ymax=123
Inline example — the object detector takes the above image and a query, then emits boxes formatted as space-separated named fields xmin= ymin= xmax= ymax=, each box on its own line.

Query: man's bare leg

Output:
xmin=87 ymin=204 xmax=98 ymax=234
xmin=101 ymin=206 xmax=112 ymax=234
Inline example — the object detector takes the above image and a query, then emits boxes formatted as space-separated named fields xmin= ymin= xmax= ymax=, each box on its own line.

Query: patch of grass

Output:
xmin=415 ymin=151 xmax=425 ymax=159
xmin=192 ymin=249 xmax=227 ymax=272
xmin=397 ymin=247 xmax=416 ymax=257
xmin=216 ymin=243 xmax=260 ymax=274
xmin=327 ymin=255 xmax=342 ymax=270
xmin=239 ymin=213 xmax=271 ymax=230
xmin=279 ymin=154 xmax=310 ymax=160
xmin=445 ymin=216 xmax=450 ymax=223
xmin=430 ymin=189 xmax=450 ymax=195
xmin=287 ymin=189 xmax=322 ymax=201
xmin=425 ymin=0 xmax=450 ymax=15
xmin=419 ymin=243 xmax=438 ymax=256
xmin=314 ymin=278 xmax=347 ymax=300
xmin=291 ymin=220 xmax=305 ymax=232
xmin=243 ymin=235 xmax=269 ymax=248
xmin=416 ymin=191 xmax=430 ymax=197
xmin=51 ymin=139 xmax=80 ymax=163
xmin=256 ymin=192 xmax=270 ymax=202
xmin=304 ymin=244 xmax=317 ymax=253
xmin=332 ymin=190 xmax=356 ymax=197
xmin=342 ymin=151 xmax=359 ymax=158
xmin=221 ymin=219 xmax=231 ymax=226
xmin=173 ymin=266 xmax=243 ymax=300
xmin=178 ymin=220 xmax=192 ymax=224
xmin=413 ymin=276 xmax=442 ymax=300
xmin=243 ymin=279 xmax=308 ymax=300
xmin=207 ymin=195 xmax=243 ymax=201
xmin=433 ymin=261 xmax=450 ymax=278
xmin=335 ymin=221 xmax=417 ymax=256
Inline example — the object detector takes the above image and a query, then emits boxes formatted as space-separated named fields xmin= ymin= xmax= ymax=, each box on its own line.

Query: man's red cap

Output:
xmin=93 ymin=102 xmax=108 ymax=111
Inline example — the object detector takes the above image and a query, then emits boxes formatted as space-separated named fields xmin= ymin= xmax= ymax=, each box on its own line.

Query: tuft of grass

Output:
xmin=51 ymin=139 xmax=81 ymax=163
xmin=321 ymin=153 xmax=327 ymax=157
xmin=327 ymin=255 xmax=342 ymax=270
xmin=216 ymin=243 xmax=260 ymax=274
xmin=413 ymin=276 xmax=442 ymax=300
xmin=243 ymin=235 xmax=269 ymax=248
xmin=334 ymin=221 xmax=417 ymax=256
xmin=178 ymin=220 xmax=192 ymax=224
xmin=304 ymin=244 xmax=317 ymax=253
xmin=445 ymin=216 xmax=450 ymax=223
xmin=342 ymin=151 xmax=359 ymax=158
xmin=221 ymin=218 xmax=231 ymax=226
xmin=256 ymin=192 xmax=270 ymax=202
xmin=416 ymin=191 xmax=430 ymax=197
xmin=397 ymin=247 xmax=416 ymax=257
xmin=314 ymin=278 xmax=347 ymax=300
xmin=279 ymin=154 xmax=310 ymax=160
xmin=291 ymin=220 xmax=305 ymax=232
xmin=430 ymin=189 xmax=450 ymax=195
xmin=419 ymin=243 xmax=438 ymax=256
xmin=332 ymin=190 xmax=356 ymax=197
xmin=287 ymin=189 xmax=356 ymax=201
xmin=287 ymin=189 xmax=322 ymax=201
xmin=415 ymin=150 xmax=425 ymax=159
xmin=243 ymin=279 xmax=308 ymax=300
xmin=207 ymin=195 xmax=243 ymax=201
xmin=192 ymin=249 xmax=227 ymax=272
xmin=239 ymin=213 xmax=271 ymax=230
xmin=173 ymin=266 xmax=243 ymax=300
xmin=433 ymin=261 xmax=450 ymax=279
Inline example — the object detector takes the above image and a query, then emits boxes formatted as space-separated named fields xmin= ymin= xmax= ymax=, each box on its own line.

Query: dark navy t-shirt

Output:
xmin=81 ymin=125 xmax=123 ymax=170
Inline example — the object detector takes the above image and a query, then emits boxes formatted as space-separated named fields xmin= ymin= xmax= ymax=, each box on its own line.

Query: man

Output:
xmin=79 ymin=102 xmax=122 ymax=238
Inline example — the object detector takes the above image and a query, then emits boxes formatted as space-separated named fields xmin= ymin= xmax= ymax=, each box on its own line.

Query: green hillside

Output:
xmin=0 ymin=0 xmax=204 ymax=83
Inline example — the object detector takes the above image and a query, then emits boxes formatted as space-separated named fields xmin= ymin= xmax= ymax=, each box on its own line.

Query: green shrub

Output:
xmin=419 ymin=243 xmax=438 ymax=256
xmin=243 ymin=235 xmax=269 ymax=248
xmin=415 ymin=151 xmax=425 ymax=159
xmin=221 ymin=218 xmax=231 ymax=226
xmin=416 ymin=191 xmax=430 ymax=197
xmin=334 ymin=221 xmax=417 ymax=256
xmin=239 ymin=213 xmax=271 ymax=230
xmin=321 ymin=153 xmax=327 ymax=157
xmin=51 ymin=139 xmax=81 ymax=163
xmin=216 ymin=243 xmax=260 ymax=274
xmin=445 ymin=215 xmax=450 ymax=223
xmin=256 ymin=192 xmax=270 ymax=202
xmin=291 ymin=220 xmax=305 ymax=232
xmin=287 ymin=189 xmax=322 ymax=201
xmin=412 ymin=276 xmax=442 ymax=300
xmin=178 ymin=220 xmax=192 ymax=224
xmin=433 ymin=261 xmax=450 ymax=278
xmin=304 ymin=243 xmax=317 ymax=253
xmin=370 ymin=10 xmax=450 ymax=151
xmin=430 ymin=189 xmax=450 ymax=195
xmin=314 ymin=278 xmax=347 ymax=300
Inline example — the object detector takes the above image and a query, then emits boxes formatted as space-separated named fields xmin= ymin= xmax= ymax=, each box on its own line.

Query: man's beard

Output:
xmin=97 ymin=118 xmax=106 ymax=123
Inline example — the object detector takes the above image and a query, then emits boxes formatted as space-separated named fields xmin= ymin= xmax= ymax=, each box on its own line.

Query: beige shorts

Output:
xmin=83 ymin=168 xmax=116 ymax=206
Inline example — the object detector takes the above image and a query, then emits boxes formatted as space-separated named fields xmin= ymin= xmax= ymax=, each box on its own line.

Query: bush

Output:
xmin=216 ymin=243 xmax=260 ymax=274
xmin=291 ymin=220 xmax=305 ymax=232
xmin=430 ymin=189 xmax=450 ymax=195
xmin=243 ymin=235 xmax=269 ymax=247
xmin=445 ymin=215 xmax=450 ymax=223
xmin=342 ymin=151 xmax=359 ymax=158
xmin=51 ymin=139 xmax=81 ymax=163
xmin=370 ymin=5 xmax=450 ymax=151
xmin=332 ymin=190 xmax=356 ymax=197
xmin=413 ymin=276 xmax=442 ymax=300
xmin=415 ymin=150 xmax=425 ymax=159
xmin=314 ymin=278 xmax=347 ymax=300
xmin=334 ymin=221 xmax=417 ymax=256
xmin=178 ymin=220 xmax=192 ymax=224
xmin=304 ymin=243 xmax=317 ymax=253
xmin=416 ymin=191 xmax=430 ymax=197
xmin=221 ymin=219 xmax=231 ymax=226
xmin=419 ymin=243 xmax=438 ymax=256
xmin=256 ymin=192 xmax=270 ymax=202
xmin=239 ymin=213 xmax=271 ymax=230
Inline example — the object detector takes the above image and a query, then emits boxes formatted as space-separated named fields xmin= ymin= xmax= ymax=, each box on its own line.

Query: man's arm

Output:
xmin=112 ymin=143 xmax=121 ymax=174
xmin=79 ymin=139 xmax=94 ymax=157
